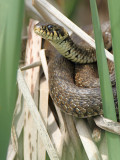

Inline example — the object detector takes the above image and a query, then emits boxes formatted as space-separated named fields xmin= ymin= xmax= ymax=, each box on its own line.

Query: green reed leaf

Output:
xmin=107 ymin=0 xmax=120 ymax=119
xmin=0 ymin=0 xmax=24 ymax=159
xmin=90 ymin=0 xmax=120 ymax=160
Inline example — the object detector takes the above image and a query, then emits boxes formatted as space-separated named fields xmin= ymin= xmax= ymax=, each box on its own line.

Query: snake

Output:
xmin=34 ymin=22 xmax=117 ymax=118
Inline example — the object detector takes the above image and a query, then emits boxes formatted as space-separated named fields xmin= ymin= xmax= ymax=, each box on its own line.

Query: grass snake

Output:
xmin=34 ymin=22 xmax=117 ymax=118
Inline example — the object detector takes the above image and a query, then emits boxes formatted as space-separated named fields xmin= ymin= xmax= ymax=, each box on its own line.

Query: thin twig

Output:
xmin=20 ymin=60 xmax=41 ymax=71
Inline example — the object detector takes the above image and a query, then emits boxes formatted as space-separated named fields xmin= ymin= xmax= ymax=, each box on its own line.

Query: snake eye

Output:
xmin=47 ymin=25 xmax=53 ymax=31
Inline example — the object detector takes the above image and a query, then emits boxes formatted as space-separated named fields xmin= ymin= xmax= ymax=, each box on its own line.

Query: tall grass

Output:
xmin=90 ymin=0 xmax=120 ymax=159
xmin=107 ymin=0 xmax=120 ymax=118
xmin=0 ymin=0 xmax=24 ymax=159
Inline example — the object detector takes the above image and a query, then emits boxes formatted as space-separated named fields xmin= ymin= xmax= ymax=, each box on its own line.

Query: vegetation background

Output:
xmin=0 ymin=0 xmax=120 ymax=159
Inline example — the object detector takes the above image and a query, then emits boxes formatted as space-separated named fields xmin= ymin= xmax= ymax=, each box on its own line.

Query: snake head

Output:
xmin=34 ymin=22 xmax=69 ymax=42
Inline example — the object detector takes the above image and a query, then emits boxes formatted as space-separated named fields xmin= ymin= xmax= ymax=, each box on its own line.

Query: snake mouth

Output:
xmin=34 ymin=23 xmax=46 ymax=36
xmin=34 ymin=25 xmax=40 ymax=34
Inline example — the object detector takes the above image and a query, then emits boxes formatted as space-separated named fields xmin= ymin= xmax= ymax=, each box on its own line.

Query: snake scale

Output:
xmin=34 ymin=22 xmax=117 ymax=118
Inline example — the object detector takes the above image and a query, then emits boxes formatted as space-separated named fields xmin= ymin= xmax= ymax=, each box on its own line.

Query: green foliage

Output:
xmin=0 ymin=0 xmax=24 ymax=159
xmin=107 ymin=0 xmax=120 ymax=118
xmin=63 ymin=0 xmax=79 ymax=19
xmin=90 ymin=0 xmax=116 ymax=121
xmin=90 ymin=0 xmax=120 ymax=159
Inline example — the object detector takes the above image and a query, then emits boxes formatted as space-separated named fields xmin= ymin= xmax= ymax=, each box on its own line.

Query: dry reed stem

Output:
xmin=17 ymin=69 xmax=59 ymax=160
xmin=7 ymin=92 xmax=24 ymax=160
xmin=94 ymin=116 xmax=120 ymax=135
xmin=75 ymin=119 xmax=103 ymax=160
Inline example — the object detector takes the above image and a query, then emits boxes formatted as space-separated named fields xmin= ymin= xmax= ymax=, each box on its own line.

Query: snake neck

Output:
xmin=50 ymin=36 xmax=97 ymax=64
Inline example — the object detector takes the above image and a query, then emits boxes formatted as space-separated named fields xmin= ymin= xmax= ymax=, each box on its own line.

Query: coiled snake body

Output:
xmin=34 ymin=22 xmax=117 ymax=118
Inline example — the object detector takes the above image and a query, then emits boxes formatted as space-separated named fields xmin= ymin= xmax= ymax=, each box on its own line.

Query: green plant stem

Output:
xmin=107 ymin=0 xmax=120 ymax=118
xmin=90 ymin=0 xmax=120 ymax=160
xmin=0 ymin=0 xmax=24 ymax=159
